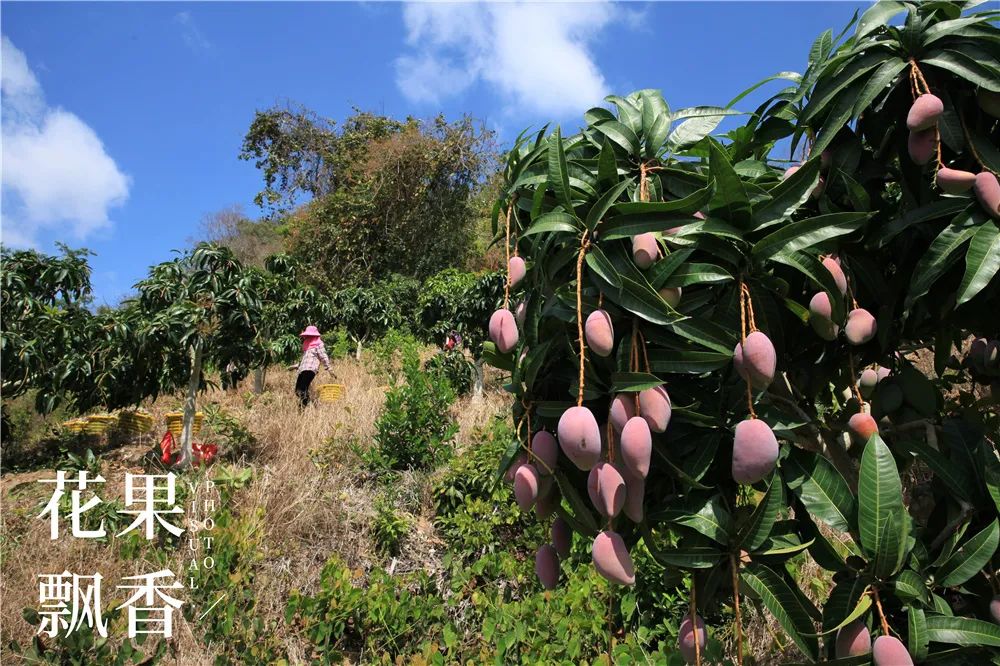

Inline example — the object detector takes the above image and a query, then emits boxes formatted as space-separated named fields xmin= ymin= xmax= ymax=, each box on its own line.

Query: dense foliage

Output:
xmin=486 ymin=2 xmax=1000 ymax=663
xmin=241 ymin=108 xmax=496 ymax=288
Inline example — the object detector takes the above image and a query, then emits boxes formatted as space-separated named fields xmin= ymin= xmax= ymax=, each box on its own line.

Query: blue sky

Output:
xmin=2 ymin=1 xmax=869 ymax=305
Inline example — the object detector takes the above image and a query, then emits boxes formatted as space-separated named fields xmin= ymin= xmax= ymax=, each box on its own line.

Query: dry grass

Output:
xmin=1 ymin=350 xmax=510 ymax=663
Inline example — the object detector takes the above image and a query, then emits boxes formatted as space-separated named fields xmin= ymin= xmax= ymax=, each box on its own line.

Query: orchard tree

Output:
xmin=0 ymin=245 xmax=101 ymax=415
xmin=133 ymin=243 xmax=263 ymax=467
xmin=252 ymin=254 xmax=335 ymax=391
xmin=418 ymin=268 xmax=505 ymax=395
xmin=486 ymin=2 xmax=1000 ymax=663
xmin=241 ymin=107 xmax=496 ymax=289
xmin=193 ymin=204 xmax=283 ymax=268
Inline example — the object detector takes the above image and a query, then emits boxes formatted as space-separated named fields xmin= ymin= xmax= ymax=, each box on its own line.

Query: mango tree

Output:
xmin=252 ymin=254 xmax=335 ymax=392
xmin=0 ymin=245 xmax=101 ymax=417
xmin=133 ymin=243 xmax=263 ymax=468
xmin=418 ymin=268 xmax=504 ymax=396
xmin=486 ymin=2 xmax=999 ymax=663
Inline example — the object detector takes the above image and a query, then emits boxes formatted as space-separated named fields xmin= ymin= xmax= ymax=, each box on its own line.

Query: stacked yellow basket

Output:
xmin=83 ymin=414 xmax=117 ymax=435
xmin=318 ymin=384 xmax=346 ymax=403
xmin=165 ymin=412 xmax=204 ymax=438
xmin=118 ymin=410 xmax=154 ymax=435
xmin=62 ymin=418 xmax=88 ymax=434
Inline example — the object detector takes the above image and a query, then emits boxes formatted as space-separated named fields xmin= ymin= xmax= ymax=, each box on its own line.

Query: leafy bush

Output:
xmin=424 ymin=348 xmax=475 ymax=396
xmin=321 ymin=326 xmax=352 ymax=359
xmin=367 ymin=327 xmax=422 ymax=379
xmin=9 ymin=606 xmax=168 ymax=666
xmin=372 ymin=495 xmax=411 ymax=556
xmin=286 ymin=556 xmax=448 ymax=662
xmin=203 ymin=404 xmax=259 ymax=460
xmin=417 ymin=268 xmax=504 ymax=351
xmin=365 ymin=355 xmax=457 ymax=474
xmin=433 ymin=418 xmax=541 ymax=561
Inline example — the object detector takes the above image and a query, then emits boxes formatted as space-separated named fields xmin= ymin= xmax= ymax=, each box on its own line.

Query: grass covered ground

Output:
xmin=1 ymin=340 xmax=818 ymax=664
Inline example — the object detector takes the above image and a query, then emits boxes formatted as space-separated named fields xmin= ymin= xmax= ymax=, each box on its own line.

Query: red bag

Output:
xmin=159 ymin=432 xmax=218 ymax=466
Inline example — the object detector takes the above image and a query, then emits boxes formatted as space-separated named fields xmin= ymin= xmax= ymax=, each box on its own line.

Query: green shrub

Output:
xmin=433 ymin=417 xmax=540 ymax=561
xmin=364 ymin=355 xmax=456 ymax=474
xmin=202 ymin=404 xmax=259 ymax=460
xmin=286 ymin=556 xmax=448 ymax=662
xmin=367 ymin=327 xmax=422 ymax=379
xmin=372 ymin=495 xmax=411 ymax=556
xmin=9 ymin=606 xmax=168 ymax=666
xmin=424 ymin=349 xmax=475 ymax=396
xmin=321 ymin=326 xmax=352 ymax=359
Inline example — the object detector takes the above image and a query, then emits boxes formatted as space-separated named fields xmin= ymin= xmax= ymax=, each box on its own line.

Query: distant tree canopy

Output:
xmin=193 ymin=204 xmax=283 ymax=268
xmin=240 ymin=106 xmax=496 ymax=289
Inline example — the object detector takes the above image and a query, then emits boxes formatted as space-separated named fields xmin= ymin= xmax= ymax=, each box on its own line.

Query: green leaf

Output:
xmin=586 ymin=178 xmax=634 ymax=233
xmin=857 ymin=2 xmax=905 ymax=39
xmin=611 ymin=275 xmax=683 ymax=326
xmin=585 ymin=244 xmax=622 ymax=291
xmin=592 ymin=120 xmax=640 ymax=156
xmin=770 ymin=251 xmax=847 ymax=323
xmin=741 ymin=564 xmax=819 ymax=660
xmin=807 ymin=592 xmax=871 ymax=637
xmin=802 ymin=51 xmax=888 ymax=124
xmin=909 ymin=608 xmax=929 ymax=661
xmin=676 ymin=494 xmax=731 ymax=544
xmin=494 ymin=438 xmax=523 ymax=484
xmin=783 ymin=449 xmax=856 ymax=534
xmin=613 ymin=181 xmax=715 ymax=216
xmin=553 ymin=470 xmax=599 ymax=535
xmin=740 ymin=473 xmax=785 ymax=551
xmin=646 ymin=349 xmax=732 ymax=374
xmin=876 ymin=199 xmax=973 ymax=247
xmin=647 ymin=544 xmax=723 ymax=569
xmin=753 ymin=212 xmax=868 ymax=259
xmin=726 ymin=71 xmax=802 ymax=109
xmin=665 ymin=115 xmax=728 ymax=152
xmin=851 ymin=57 xmax=907 ymax=120
xmin=482 ymin=342 xmax=514 ymax=372
xmin=600 ymin=213 xmax=694 ymax=240
xmin=982 ymin=444 xmax=1000 ymax=516
xmin=936 ymin=519 xmax=999 ymax=588
xmin=548 ymin=127 xmax=574 ymax=212
xmin=522 ymin=211 xmax=583 ymax=237
xmin=666 ymin=318 xmax=736 ymax=354
xmin=898 ymin=438 xmax=971 ymax=502
xmin=751 ymin=159 xmax=821 ymax=231
xmin=956 ymin=222 xmax=1000 ymax=306
xmin=610 ymin=372 xmax=663 ymax=393
xmin=857 ymin=435 xmax=906 ymax=566
xmin=925 ymin=615 xmax=1000 ymax=647
xmin=922 ymin=50 xmax=1000 ymax=92
xmin=813 ymin=82 xmax=863 ymax=157
xmin=967 ymin=125 xmax=1000 ymax=175
xmin=905 ymin=217 xmax=979 ymax=308
xmin=893 ymin=569 xmax=930 ymax=606
xmin=660 ymin=263 xmax=733 ymax=288
xmin=707 ymin=143 xmax=751 ymax=227
xmin=597 ymin=136 xmax=619 ymax=187
xmin=648 ymin=248 xmax=695 ymax=289
xmin=873 ymin=510 xmax=906 ymax=579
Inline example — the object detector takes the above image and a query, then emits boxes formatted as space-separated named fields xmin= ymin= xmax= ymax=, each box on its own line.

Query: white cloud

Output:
xmin=173 ymin=12 xmax=211 ymax=52
xmin=2 ymin=36 xmax=130 ymax=248
xmin=395 ymin=1 xmax=627 ymax=118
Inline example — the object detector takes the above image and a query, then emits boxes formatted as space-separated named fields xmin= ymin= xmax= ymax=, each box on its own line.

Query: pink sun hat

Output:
xmin=299 ymin=325 xmax=321 ymax=337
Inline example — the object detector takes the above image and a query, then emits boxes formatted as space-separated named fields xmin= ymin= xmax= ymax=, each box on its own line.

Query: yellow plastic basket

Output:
xmin=165 ymin=412 xmax=204 ymax=438
xmin=83 ymin=414 xmax=117 ymax=435
xmin=318 ymin=384 xmax=346 ymax=403
xmin=118 ymin=411 xmax=154 ymax=434
xmin=62 ymin=419 xmax=88 ymax=433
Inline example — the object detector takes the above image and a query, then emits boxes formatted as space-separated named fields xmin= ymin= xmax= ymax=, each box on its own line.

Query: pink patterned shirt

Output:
xmin=298 ymin=341 xmax=331 ymax=373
